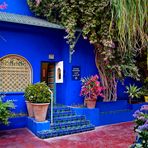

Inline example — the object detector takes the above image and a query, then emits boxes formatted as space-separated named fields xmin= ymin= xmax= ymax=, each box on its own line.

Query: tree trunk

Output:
xmin=94 ymin=44 xmax=117 ymax=101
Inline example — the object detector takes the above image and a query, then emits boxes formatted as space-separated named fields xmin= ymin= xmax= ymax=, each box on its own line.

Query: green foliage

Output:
xmin=141 ymin=77 xmax=148 ymax=96
xmin=27 ymin=0 xmax=147 ymax=100
xmin=24 ymin=84 xmax=35 ymax=102
xmin=27 ymin=0 xmax=143 ymax=79
xmin=0 ymin=94 xmax=15 ymax=125
xmin=28 ymin=0 xmax=113 ymax=58
xmin=125 ymin=84 xmax=141 ymax=99
xmin=24 ymin=82 xmax=51 ymax=103
xmin=110 ymin=0 xmax=148 ymax=53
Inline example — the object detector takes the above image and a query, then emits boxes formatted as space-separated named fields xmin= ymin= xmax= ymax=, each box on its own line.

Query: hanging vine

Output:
xmin=27 ymin=0 xmax=147 ymax=101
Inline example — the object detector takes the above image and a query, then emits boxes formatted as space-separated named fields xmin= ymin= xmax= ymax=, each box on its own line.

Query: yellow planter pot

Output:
xmin=144 ymin=96 xmax=148 ymax=102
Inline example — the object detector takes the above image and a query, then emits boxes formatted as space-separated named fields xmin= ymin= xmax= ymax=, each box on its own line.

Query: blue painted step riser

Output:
xmin=48 ymin=115 xmax=85 ymax=121
xmin=49 ymin=119 xmax=85 ymax=124
xmin=48 ymin=110 xmax=75 ymax=114
xmin=37 ymin=125 xmax=95 ymax=139
xmin=52 ymin=115 xmax=86 ymax=120
xmin=48 ymin=107 xmax=71 ymax=112
xmin=49 ymin=117 xmax=86 ymax=123
xmin=50 ymin=121 xmax=90 ymax=129
xmin=51 ymin=123 xmax=90 ymax=130
xmin=47 ymin=112 xmax=76 ymax=118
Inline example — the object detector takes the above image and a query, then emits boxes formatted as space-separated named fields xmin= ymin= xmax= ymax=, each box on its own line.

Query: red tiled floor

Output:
xmin=0 ymin=122 xmax=135 ymax=148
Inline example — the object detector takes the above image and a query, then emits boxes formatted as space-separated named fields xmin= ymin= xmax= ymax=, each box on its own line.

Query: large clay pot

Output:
xmin=25 ymin=101 xmax=34 ymax=117
xmin=144 ymin=96 xmax=148 ymax=102
xmin=85 ymin=98 xmax=97 ymax=109
xmin=32 ymin=103 xmax=49 ymax=122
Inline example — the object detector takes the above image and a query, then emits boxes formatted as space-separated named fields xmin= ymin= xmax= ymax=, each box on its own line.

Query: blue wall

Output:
xmin=0 ymin=0 xmax=33 ymax=15
xmin=0 ymin=20 xmax=98 ymax=113
xmin=56 ymin=36 xmax=98 ymax=105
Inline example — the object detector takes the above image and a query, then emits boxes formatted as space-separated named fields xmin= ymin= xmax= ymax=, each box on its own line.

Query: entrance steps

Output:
xmin=37 ymin=105 xmax=95 ymax=139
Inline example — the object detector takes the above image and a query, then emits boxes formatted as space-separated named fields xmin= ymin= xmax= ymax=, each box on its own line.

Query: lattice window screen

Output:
xmin=0 ymin=55 xmax=32 ymax=92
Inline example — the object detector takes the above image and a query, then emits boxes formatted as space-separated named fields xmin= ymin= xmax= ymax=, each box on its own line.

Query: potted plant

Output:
xmin=125 ymin=84 xmax=141 ymax=104
xmin=24 ymin=84 xmax=35 ymax=117
xmin=25 ymin=82 xmax=51 ymax=122
xmin=80 ymin=75 xmax=104 ymax=108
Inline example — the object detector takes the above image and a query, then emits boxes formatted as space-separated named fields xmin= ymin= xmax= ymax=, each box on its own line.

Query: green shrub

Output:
xmin=125 ymin=84 xmax=141 ymax=99
xmin=24 ymin=84 xmax=36 ymax=102
xmin=0 ymin=94 xmax=15 ymax=125
xmin=24 ymin=82 xmax=51 ymax=103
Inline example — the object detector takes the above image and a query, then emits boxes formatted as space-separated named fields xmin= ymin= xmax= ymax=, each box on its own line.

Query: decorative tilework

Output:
xmin=0 ymin=55 xmax=32 ymax=92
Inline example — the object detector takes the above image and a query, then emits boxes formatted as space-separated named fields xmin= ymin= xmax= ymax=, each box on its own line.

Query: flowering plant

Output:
xmin=80 ymin=75 xmax=105 ymax=99
xmin=132 ymin=105 xmax=148 ymax=148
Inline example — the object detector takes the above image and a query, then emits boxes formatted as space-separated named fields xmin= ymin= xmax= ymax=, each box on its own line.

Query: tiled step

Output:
xmin=48 ymin=115 xmax=86 ymax=123
xmin=37 ymin=124 xmax=95 ymax=139
xmin=48 ymin=106 xmax=71 ymax=113
xmin=50 ymin=120 xmax=90 ymax=130
xmin=37 ymin=105 xmax=95 ymax=138
xmin=47 ymin=111 xmax=75 ymax=118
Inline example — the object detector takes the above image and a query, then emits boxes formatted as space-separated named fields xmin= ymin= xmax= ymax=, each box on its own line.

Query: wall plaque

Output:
xmin=0 ymin=55 xmax=32 ymax=92
xmin=72 ymin=66 xmax=81 ymax=80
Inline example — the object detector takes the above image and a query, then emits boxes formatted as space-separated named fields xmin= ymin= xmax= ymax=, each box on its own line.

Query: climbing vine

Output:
xmin=27 ymin=0 xmax=148 ymax=101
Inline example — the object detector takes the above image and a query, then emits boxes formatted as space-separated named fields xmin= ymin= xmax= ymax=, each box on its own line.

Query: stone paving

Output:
xmin=0 ymin=122 xmax=135 ymax=148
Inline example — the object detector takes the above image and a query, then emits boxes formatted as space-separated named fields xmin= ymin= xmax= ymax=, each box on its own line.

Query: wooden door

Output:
xmin=41 ymin=62 xmax=56 ymax=103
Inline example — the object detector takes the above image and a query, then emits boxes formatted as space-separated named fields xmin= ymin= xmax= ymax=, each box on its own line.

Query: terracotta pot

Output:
xmin=32 ymin=103 xmax=49 ymax=122
xmin=85 ymin=98 xmax=97 ymax=109
xmin=144 ymin=96 xmax=148 ymax=102
xmin=25 ymin=101 xmax=34 ymax=117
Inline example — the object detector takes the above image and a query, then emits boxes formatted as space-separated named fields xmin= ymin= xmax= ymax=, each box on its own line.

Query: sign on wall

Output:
xmin=0 ymin=55 xmax=32 ymax=92
xmin=55 ymin=61 xmax=63 ymax=83
xmin=72 ymin=66 xmax=81 ymax=80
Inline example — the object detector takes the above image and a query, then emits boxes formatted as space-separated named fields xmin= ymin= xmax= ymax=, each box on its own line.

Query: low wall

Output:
xmin=71 ymin=101 xmax=148 ymax=126
xmin=96 ymin=100 xmax=131 ymax=112
xmin=0 ymin=116 xmax=27 ymax=130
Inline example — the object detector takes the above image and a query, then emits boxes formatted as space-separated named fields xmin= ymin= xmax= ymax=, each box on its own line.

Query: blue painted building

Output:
xmin=0 ymin=1 xmax=147 ymax=135
xmin=0 ymin=0 xmax=143 ymax=112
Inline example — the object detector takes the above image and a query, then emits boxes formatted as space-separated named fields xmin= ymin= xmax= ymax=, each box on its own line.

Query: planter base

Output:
xmin=144 ymin=96 xmax=148 ymax=102
xmin=27 ymin=117 xmax=50 ymax=135
xmin=85 ymin=98 xmax=97 ymax=109
xmin=26 ymin=101 xmax=34 ymax=117
xmin=32 ymin=103 xmax=49 ymax=122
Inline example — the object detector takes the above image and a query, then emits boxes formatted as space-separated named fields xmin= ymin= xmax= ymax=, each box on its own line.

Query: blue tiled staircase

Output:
xmin=37 ymin=105 xmax=95 ymax=139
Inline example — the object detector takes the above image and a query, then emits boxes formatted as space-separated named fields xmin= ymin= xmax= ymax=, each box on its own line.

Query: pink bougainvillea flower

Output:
xmin=0 ymin=2 xmax=8 ymax=10
xmin=80 ymin=75 xmax=104 ymax=99
xmin=35 ymin=0 xmax=42 ymax=6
